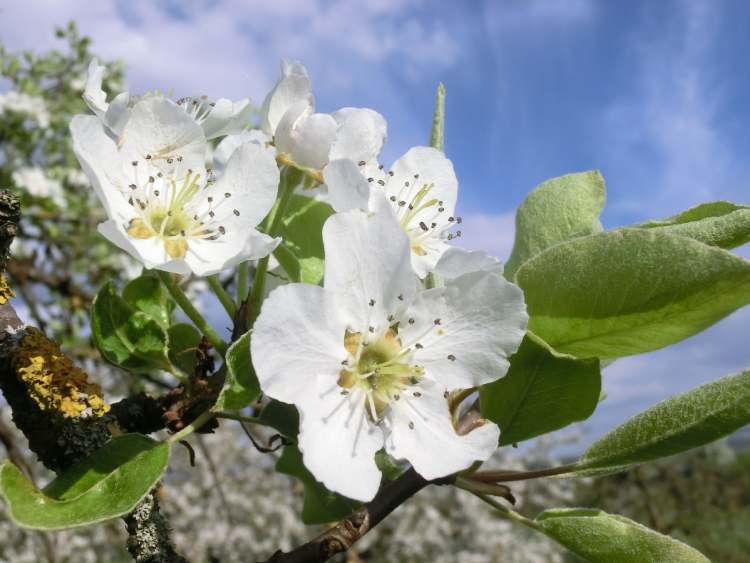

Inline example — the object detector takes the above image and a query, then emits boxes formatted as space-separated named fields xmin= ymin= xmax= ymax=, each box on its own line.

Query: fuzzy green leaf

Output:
xmin=214 ymin=330 xmax=260 ymax=411
xmin=0 ymin=434 xmax=169 ymax=530
xmin=535 ymin=508 xmax=709 ymax=562
xmin=91 ymin=282 xmax=171 ymax=373
xmin=276 ymin=445 xmax=360 ymax=524
xmin=630 ymin=201 xmax=750 ymax=249
xmin=517 ymin=230 xmax=750 ymax=359
xmin=274 ymin=194 xmax=333 ymax=285
xmin=578 ymin=369 xmax=750 ymax=472
xmin=505 ymin=171 xmax=605 ymax=278
xmin=480 ymin=333 xmax=600 ymax=445
xmin=122 ymin=273 xmax=174 ymax=329
xmin=167 ymin=323 xmax=201 ymax=375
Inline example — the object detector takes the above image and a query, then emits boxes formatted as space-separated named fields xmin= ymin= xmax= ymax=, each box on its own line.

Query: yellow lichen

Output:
xmin=0 ymin=275 xmax=15 ymax=305
xmin=13 ymin=328 xmax=110 ymax=418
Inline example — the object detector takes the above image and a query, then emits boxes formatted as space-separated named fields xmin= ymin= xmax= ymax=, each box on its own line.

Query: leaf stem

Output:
xmin=471 ymin=492 xmax=540 ymax=531
xmin=471 ymin=463 xmax=578 ymax=483
xmin=207 ymin=274 xmax=237 ymax=318
xmin=157 ymin=271 xmax=228 ymax=355
xmin=454 ymin=476 xmax=516 ymax=504
xmin=237 ymin=261 xmax=250 ymax=303
xmin=247 ymin=167 xmax=301 ymax=327
xmin=166 ymin=410 xmax=215 ymax=444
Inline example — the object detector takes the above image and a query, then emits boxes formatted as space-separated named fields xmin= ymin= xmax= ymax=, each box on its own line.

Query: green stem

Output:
xmin=157 ymin=271 xmax=228 ymax=355
xmin=237 ymin=261 xmax=250 ymax=303
xmin=454 ymin=476 xmax=515 ymax=504
xmin=166 ymin=410 xmax=215 ymax=444
xmin=247 ymin=167 xmax=301 ymax=327
xmin=207 ymin=275 xmax=237 ymax=318
xmin=471 ymin=492 xmax=540 ymax=530
xmin=471 ymin=463 xmax=578 ymax=483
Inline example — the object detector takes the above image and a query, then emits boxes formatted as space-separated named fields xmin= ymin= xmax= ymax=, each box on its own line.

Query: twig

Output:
xmin=262 ymin=469 xmax=453 ymax=563
xmin=470 ymin=463 xmax=578 ymax=483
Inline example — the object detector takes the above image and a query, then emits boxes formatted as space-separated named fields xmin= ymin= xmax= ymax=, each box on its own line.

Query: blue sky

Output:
xmin=1 ymin=0 xmax=749 ymax=443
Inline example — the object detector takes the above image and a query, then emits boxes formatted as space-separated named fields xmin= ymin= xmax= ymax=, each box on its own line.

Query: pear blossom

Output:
xmin=0 ymin=91 xmax=50 ymax=127
xmin=70 ymin=97 xmax=279 ymax=276
xmin=251 ymin=207 xmax=527 ymax=501
xmin=84 ymin=59 xmax=253 ymax=141
xmin=259 ymin=59 xmax=387 ymax=171
xmin=324 ymin=146 xmax=460 ymax=277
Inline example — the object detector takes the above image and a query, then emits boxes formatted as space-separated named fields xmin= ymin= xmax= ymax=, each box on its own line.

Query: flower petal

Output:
xmin=276 ymin=102 xmax=337 ymax=170
xmin=434 ymin=247 xmax=504 ymax=279
xmin=184 ymin=230 xmax=279 ymax=277
xmin=400 ymin=271 xmax=528 ymax=389
xmin=251 ymin=283 xmax=349 ymax=406
xmin=323 ymin=158 xmax=371 ymax=212
xmin=207 ymin=141 xmax=279 ymax=227
xmin=97 ymin=220 xmax=189 ymax=275
xmin=201 ymin=97 xmax=254 ymax=139
xmin=385 ymin=379 xmax=499 ymax=480
xmin=330 ymin=108 xmax=387 ymax=164
xmin=298 ymin=382 xmax=384 ymax=501
xmin=261 ymin=59 xmax=314 ymax=135
xmin=213 ymin=130 xmax=273 ymax=173
xmin=323 ymin=208 xmax=417 ymax=331
xmin=102 ymin=92 xmax=133 ymax=137
xmin=70 ymin=115 xmax=131 ymax=218
xmin=119 ymin=97 xmax=206 ymax=173
xmin=83 ymin=59 xmax=108 ymax=118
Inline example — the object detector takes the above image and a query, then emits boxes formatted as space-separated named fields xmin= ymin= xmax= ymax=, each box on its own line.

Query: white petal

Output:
xmin=207 ymin=142 xmax=279 ymax=227
xmin=184 ymin=230 xmax=279 ymax=277
xmin=298 ymin=382 xmax=384 ymax=501
xmin=400 ymin=271 xmax=528 ymax=389
xmin=330 ymin=108 xmax=387 ymax=164
xmin=69 ymin=115 xmax=131 ymax=218
xmin=261 ymin=59 xmax=314 ymax=135
xmin=97 ymin=220 xmax=190 ymax=275
xmin=83 ymin=59 xmax=108 ymax=118
xmin=385 ymin=379 xmax=499 ymax=480
xmin=251 ymin=283 xmax=349 ymax=406
xmin=119 ymin=97 xmax=206 ymax=173
xmin=388 ymin=146 xmax=458 ymax=223
xmin=276 ymin=102 xmax=337 ymax=170
xmin=102 ymin=92 xmax=132 ymax=137
xmin=322 ymin=159 xmax=371 ymax=212
xmin=323 ymin=208 xmax=417 ymax=331
xmin=213 ymin=130 xmax=273 ymax=173
xmin=201 ymin=98 xmax=253 ymax=139
xmin=434 ymin=246 xmax=504 ymax=279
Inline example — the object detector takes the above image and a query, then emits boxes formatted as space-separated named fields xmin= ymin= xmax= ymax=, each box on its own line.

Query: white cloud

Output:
xmin=601 ymin=1 xmax=749 ymax=220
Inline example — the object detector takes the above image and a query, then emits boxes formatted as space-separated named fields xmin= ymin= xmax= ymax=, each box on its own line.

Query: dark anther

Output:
xmin=434 ymin=318 xmax=441 ymax=325
xmin=358 ymin=160 xmax=366 ymax=166
xmin=408 ymin=318 xmax=415 ymax=324
xmin=419 ymin=222 xmax=428 ymax=231
xmin=218 ymin=226 xmax=226 ymax=234
xmin=447 ymin=354 xmax=456 ymax=361
xmin=233 ymin=209 xmax=240 ymax=216
xmin=369 ymin=299 xmax=375 ymax=306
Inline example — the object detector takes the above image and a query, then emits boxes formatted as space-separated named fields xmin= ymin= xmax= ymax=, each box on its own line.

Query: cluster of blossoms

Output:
xmin=0 ymin=90 xmax=50 ymax=127
xmin=71 ymin=59 xmax=528 ymax=501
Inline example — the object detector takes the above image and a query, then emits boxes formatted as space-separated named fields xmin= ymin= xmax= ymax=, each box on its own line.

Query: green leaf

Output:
xmin=0 ymin=434 xmax=169 ymax=530
xmin=630 ymin=201 xmax=750 ymax=250
xmin=167 ymin=323 xmax=201 ymax=375
xmin=276 ymin=445 xmax=360 ymax=524
xmin=577 ymin=369 xmax=750 ymax=473
xmin=258 ymin=400 xmax=300 ymax=439
xmin=516 ymin=230 xmax=750 ymax=359
xmin=214 ymin=330 xmax=260 ymax=411
xmin=91 ymin=282 xmax=171 ymax=373
xmin=123 ymin=273 xmax=173 ymax=329
xmin=505 ymin=171 xmax=605 ymax=278
xmin=274 ymin=195 xmax=333 ymax=284
xmin=479 ymin=333 xmax=600 ymax=445
xmin=535 ymin=508 xmax=709 ymax=562
xmin=429 ymin=82 xmax=445 ymax=151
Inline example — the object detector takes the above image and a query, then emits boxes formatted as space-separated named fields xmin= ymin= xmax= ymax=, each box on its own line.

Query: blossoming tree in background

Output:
xmin=1 ymin=22 xmax=750 ymax=563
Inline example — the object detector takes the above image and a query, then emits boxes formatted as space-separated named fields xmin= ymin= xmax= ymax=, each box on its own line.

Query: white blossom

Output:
xmin=11 ymin=166 xmax=65 ymax=206
xmin=84 ymin=59 xmax=253 ymax=140
xmin=0 ymin=91 xmax=50 ymax=127
xmin=252 ymin=207 xmax=527 ymax=501
xmin=71 ymin=97 xmax=280 ymax=276
xmin=324 ymin=146 xmax=461 ymax=277
xmin=259 ymin=59 xmax=387 ymax=171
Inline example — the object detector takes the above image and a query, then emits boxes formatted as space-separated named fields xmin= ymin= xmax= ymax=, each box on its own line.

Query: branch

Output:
xmin=262 ymin=469 xmax=453 ymax=563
